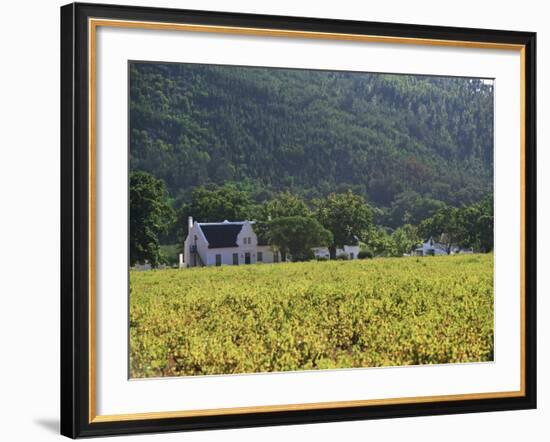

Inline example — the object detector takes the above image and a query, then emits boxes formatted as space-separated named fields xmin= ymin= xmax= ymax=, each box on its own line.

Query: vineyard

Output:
xmin=129 ymin=254 xmax=493 ymax=378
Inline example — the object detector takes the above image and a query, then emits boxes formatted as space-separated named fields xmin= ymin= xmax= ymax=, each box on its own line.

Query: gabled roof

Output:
xmin=198 ymin=222 xmax=244 ymax=249
xmin=421 ymin=237 xmax=448 ymax=251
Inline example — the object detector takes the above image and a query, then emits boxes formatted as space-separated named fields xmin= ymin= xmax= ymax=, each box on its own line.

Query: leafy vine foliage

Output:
xmin=130 ymin=255 xmax=494 ymax=377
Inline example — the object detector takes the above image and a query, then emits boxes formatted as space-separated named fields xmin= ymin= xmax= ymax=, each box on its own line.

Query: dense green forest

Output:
xmin=129 ymin=62 xmax=494 ymax=265
xmin=130 ymin=62 xmax=493 ymax=207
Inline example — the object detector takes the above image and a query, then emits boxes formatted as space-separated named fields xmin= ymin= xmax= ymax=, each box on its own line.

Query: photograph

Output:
xmin=58 ymin=2 xmax=537 ymax=437
xmin=128 ymin=61 xmax=495 ymax=379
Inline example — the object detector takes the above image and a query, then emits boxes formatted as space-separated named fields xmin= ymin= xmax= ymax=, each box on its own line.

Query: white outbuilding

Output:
xmin=414 ymin=237 xmax=474 ymax=256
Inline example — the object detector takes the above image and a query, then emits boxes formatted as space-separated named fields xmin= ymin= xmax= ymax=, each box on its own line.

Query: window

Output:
xmin=257 ymin=252 xmax=263 ymax=262
xmin=232 ymin=253 xmax=239 ymax=265
xmin=215 ymin=254 xmax=222 ymax=266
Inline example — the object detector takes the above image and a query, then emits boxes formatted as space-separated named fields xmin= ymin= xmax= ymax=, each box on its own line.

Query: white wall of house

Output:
xmin=236 ymin=221 xmax=257 ymax=254
xmin=183 ymin=218 xmax=210 ymax=267
xmin=204 ymin=246 xmax=241 ymax=266
xmin=340 ymin=245 xmax=360 ymax=259
xmin=313 ymin=246 xmax=360 ymax=260
xmin=205 ymin=245 xmax=279 ymax=266
xmin=415 ymin=239 xmax=476 ymax=256
xmin=183 ymin=219 xmax=280 ymax=267
xmin=257 ymin=246 xmax=279 ymax=263
xmin=313 ymin=247 xmax=330 ymax=259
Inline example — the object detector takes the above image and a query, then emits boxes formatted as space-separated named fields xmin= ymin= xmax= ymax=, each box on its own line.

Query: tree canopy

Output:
xmin=257 ymin=191 xmax=312 ymax=220
xmin=267 ymin=216 xmax=333 ymax=262
xmin=130 ymin=63 xmax=493 ymax=209
xmin=129 ymin=171 xmax=175 ymax=267
xmin=315 ymin=191 xmax=374 ymax=258
xmin=418 ymin=194 xmax=493 ymax=252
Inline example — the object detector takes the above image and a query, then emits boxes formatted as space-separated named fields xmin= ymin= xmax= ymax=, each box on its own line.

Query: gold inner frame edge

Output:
xmin=88 ymin=17 xmax=527 ymax=423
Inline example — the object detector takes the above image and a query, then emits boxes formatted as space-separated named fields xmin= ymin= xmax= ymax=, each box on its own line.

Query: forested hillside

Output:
xmin=129 ymin=62 xmax=493 ymax=218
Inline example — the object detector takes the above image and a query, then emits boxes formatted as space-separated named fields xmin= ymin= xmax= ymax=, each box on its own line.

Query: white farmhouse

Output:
xmin=414 ymin=237 xmax=473 ymax=256
xmin=181 ymin=217 xmax=279 ymax=268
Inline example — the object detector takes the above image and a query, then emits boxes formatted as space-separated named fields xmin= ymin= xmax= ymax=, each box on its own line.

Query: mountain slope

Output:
xmin=129 ymin=62 xmax=494 ymax=208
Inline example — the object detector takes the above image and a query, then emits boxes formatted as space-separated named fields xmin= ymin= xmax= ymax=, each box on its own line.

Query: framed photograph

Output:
xmin=60 ymin=2 xmax=536 ymax=438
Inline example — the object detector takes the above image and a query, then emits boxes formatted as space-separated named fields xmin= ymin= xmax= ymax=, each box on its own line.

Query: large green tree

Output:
xmin=176 ymin=184 xmax=254 ymax=243
xmin=258 ymin=191 xmax=311 ymax=220
xmin=315 ymin=191 xmax=373 ymax=259
xmin=364 ymin=225 xmax=420 ymax=258
xmin=364 ymin=227 xmax=393 ymax=257
xmin=418 ymin=206 xmax=460 ymax=254
xmin=418 ymin=195 xmax=493 ymax=253
xmin=391 ymin=224 xmax=421 ymax=256
xmin=130 ymin=171 xmax=175 ymax=267
xmin=453 ymin=195 xmax=494 ymax=252
xmin=267 ymin=216 xmax=332 ymax=262
xmin=184 ymin=184 xmax=253 ymax=222
xmin=473 ymin=195 xmax=494 ymax=252
xmin=387 ymin=191 xmax=446 ymax=228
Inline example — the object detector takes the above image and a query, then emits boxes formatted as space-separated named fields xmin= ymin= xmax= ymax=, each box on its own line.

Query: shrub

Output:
xmin=336 ymin=253 xmax=349 ymax=260
xmin=358 ymin=250 xmax=373 ymax=259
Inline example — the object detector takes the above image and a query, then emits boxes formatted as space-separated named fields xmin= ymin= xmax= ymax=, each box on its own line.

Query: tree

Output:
xmin=388 ymin=191 xmax=446 ymax=228
xmin=183 ymin=184 xmax=253 ymax=222
xmin=452 ymin=194 xmax=494 ymax=252
xmin=176 ymin=184 xmax=254 ymax=243
xmin=267 ymin=216 xmax=333 ymax=262
xmin=130 ymin=171 xmax=175 ymax=267
xmin=315 ymin=191 xmax=373 ymax=259
xmin=417 ymin=194 xmax=493 ymax=253
xmin=418 ymin=205 xmax=459 ymax=253
xmin=391 ymin=224 xmax=421 ymax=256
xmin=364 ymin=227 xmax=394 ymax=257
xmin=258 ymin=191 xmax=311 ymax=220
xmin=474 ymin=194 xmax=494 ymax=252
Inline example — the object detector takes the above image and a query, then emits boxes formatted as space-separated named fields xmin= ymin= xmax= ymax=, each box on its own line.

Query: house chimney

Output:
xmin=188 ymin=216 xmax=193 ymax=230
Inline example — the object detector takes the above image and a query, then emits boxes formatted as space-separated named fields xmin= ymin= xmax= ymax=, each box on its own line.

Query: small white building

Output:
xmin=182 ymin=217 xmax=279 ymax=268
xmin=414 ymin=237 xmax=473 ymax=256
xmin=312 ymin=244 xmax=360 ymax=260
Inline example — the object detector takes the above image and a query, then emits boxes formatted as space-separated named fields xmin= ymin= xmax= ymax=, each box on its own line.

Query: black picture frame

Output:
xmin=61 ymin=2 xmax=537 ymax=438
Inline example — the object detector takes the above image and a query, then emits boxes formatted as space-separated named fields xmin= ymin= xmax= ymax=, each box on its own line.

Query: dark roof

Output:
xmin=200 ymin=223 xmax=244 ymax=248
xmin=422 ymin=237 xmax=447 ymax=251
